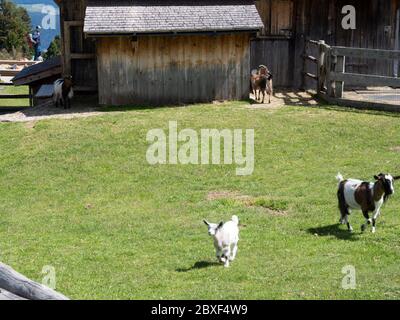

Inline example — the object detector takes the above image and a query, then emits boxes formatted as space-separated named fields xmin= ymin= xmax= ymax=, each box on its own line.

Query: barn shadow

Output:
xmin=176 ymin=261 xmax=220 ymax=272
xmin=249 ymin=90 xmax=320 ymax=108
xmin=307 ymin=224 xmax=360 ymax=241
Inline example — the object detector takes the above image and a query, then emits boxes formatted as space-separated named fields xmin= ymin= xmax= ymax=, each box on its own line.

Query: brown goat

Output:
xmin=250 ymin=65 xmax=273 ymax=104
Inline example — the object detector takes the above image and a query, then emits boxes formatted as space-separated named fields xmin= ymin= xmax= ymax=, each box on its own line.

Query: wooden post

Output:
xmin=29 ymin=86 xmax=33 ymax=107
xmin=335 ymin=55 xmax=345 ymax=98
xmin=326 ymin=49 xmax=334 ymax=97
xmin=317 ymin=40 xmax=326 ymax=94
xmin=301 ymin=39 xmax=308 ymax=91
xmin=63 ymin=21 xmax=71 ymax=76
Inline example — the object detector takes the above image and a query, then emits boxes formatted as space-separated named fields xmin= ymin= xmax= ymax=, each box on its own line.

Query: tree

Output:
xmin=44 ymin=35 xmax=61 ymax=60
xmin=0 ymin=0 xmax=33 ymax=59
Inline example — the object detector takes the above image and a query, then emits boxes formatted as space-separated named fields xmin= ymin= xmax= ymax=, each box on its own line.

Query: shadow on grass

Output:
xmin=307 ymin=224 xmax=360 ymax=241
xmin=99 ymin=100 xmax=252 ymax=113
xmin=176 ymin=261 xmax=220 ymax=272
xmin=308 ymin=95 xmax=400 ymax=118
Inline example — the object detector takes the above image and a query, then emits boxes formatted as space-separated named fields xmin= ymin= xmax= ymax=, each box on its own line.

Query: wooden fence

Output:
xmin=303 ymin=40 xmax=400 ymax=112
xmin=0 ymin=82 xmax=31 ymax=112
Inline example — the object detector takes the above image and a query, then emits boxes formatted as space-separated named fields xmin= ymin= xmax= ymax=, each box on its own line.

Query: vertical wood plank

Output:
xmin=335 ymin=55 xmax=345 ymax=98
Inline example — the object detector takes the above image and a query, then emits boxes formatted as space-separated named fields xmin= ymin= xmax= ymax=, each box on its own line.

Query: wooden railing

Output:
xmin=303 ymin=40 xmax=400 ymax=99
xmin=301 ymin=40 xmax=400 ymax=111
xmin=0 ymin=82 xmax=32 ymax=111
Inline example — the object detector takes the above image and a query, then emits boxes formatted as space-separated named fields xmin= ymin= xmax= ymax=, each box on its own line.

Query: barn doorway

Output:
xmin=251 ymin=0 xmax=294 ymax=87
xmin=62 ymin=21 xmax=97 ymax=92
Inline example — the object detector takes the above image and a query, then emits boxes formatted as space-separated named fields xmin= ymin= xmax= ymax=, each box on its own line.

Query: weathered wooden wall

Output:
xmin=252 ymin=0 xmax=295 ymax=87
xmin=97 ymin=34 xmax=251 ymax=105
xmin=254 ymin=0 xmax=400 ymax=88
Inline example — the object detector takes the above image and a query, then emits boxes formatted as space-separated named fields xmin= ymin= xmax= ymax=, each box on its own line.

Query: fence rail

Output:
xmin=302 ymin=40 xmax=400 ymax=112
xmin=0 ymin=82 xmax=32 ymax=111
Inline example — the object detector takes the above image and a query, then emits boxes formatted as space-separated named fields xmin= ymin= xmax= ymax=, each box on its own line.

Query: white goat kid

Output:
xmin=203 ymin=215 xmax=239 ymax=268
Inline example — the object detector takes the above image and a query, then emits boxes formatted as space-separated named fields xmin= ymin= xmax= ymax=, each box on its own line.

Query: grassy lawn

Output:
xmin=1 ymin=101 xmax=400 ymax=300
xmin=0 ymin=85 xmax=29 ymax=107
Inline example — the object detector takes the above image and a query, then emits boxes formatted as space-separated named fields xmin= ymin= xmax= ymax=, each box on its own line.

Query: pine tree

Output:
xmin=44 ymin=35 xmax=61 ymax=60
xmin=0 ymin=0 xmax=33 ymax=59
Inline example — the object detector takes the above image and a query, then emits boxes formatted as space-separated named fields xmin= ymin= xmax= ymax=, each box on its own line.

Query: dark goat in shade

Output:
xmin=53 ymin=76 xmax=74 ymax=109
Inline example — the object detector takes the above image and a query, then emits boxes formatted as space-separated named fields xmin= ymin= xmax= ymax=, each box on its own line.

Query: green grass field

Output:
xmin=0 ymin=85 xmax=29 ymax=107
xmin=1 ymin=101 xmax=400 ymax=300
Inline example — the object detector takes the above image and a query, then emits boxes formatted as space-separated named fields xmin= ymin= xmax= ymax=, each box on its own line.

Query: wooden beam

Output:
xmin=318 ymin=41 xmax=326 ymax=92
xmin=303 ymin=72 xmax=318 ymax=80
xmin=331 ymin=72 xmax=400 ymax=88
xmin=302 ymin=55 xmax=318 ymax=64
xmin=0 ymin=70 xmax=21 ymax=77
xmin=0 ymin=94 xmax=30 ymax=99
xmin=0 ymin=262 xmax=69 ymax=300
xmin=70 ymin=53 xmax=96 ymax=60
xmin=12 ymin=67 xmax=62 ymax=86
xmin=331 ymin=47 xmax=400 ymax=60
xmin=0 ymin=60 xmax=37 ymax=66
xmin=64 ymin=21 xmax=72 ymax=76
xmin=74 ymin=85 xmax=98 ymax=92
xmin=334 ymin=56 xmax=345 ymax=98
xmin=64 ymin=21 xmax=83 ymax=27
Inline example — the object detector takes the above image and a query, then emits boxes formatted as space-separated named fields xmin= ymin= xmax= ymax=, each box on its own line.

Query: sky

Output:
xmin=12 ymin=0 xmax=61 ymax=50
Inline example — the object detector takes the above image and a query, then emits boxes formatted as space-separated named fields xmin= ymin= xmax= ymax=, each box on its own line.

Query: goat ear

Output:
xmin=217 ymin=221 xmax=224 ymax=229
xmin=394 ymin=176 xmax=400 ymax=181
xmin=203 ymin=220 xmax=209 ymax=226
xmin=374 ymin=175 xmax=380 ymax=180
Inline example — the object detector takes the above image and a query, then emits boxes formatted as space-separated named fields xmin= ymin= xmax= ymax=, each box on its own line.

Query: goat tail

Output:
xmin=336 ymin=172 xmax=344 ymax=183
xmin=231 ymin=215 xmax=239 ymax=225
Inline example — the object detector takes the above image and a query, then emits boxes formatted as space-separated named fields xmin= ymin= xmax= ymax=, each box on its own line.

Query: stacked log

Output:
xmin=0 ymin=262 xmax=69 ymax=300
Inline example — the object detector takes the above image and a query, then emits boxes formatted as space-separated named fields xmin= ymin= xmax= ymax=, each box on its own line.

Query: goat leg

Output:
xmin=361 ymin=211 xmax=371 ymax=232
xmin=230 ymin=242 xmax=238 ymax=261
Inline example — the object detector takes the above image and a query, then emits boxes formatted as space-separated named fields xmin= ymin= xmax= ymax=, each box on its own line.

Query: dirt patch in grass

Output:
xmin=247 ymin=198 xmax=289 ymax=216
xmin=24 ymin=121 xmax=36 ymax=130
xmin=389 ymin=146 xmax=400 ymax=153
xmin=206 ymin=190 xmax=252 ymax=202
xmin=206 ymin=191 xmax=289 ymax=216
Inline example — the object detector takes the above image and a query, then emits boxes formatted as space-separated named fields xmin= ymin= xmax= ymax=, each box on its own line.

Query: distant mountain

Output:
xmin=12 ymin=0 xmax=60 ymax=50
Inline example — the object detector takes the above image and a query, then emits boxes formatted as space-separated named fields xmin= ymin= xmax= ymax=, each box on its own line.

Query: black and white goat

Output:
xmin=203 ymin=215 xmax=239 ymax=268
xmin=336 ymin=173 xmax=399 ymax=233
xmin=53 ymin=76 xmax=74 ymax=109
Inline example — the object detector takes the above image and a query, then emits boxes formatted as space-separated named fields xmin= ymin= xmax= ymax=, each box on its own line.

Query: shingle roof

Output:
xmin=84 ymin=0 xmax=263 ymax=35
xmin=12 ymin=56 xmax=62 ymax=85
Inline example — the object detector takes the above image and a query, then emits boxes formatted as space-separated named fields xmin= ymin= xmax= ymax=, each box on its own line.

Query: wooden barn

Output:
xmin=54 ymin=0 xmax=263 ymax=105
xmin=48 ymin=0 xmax=400 ymax=106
